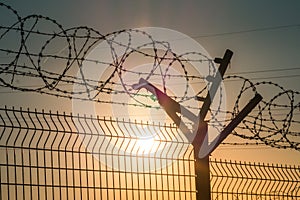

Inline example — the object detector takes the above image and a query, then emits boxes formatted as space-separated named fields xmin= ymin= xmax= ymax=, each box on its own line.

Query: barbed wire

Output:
xmin=0 ymin=2 xmax=299 ymax=151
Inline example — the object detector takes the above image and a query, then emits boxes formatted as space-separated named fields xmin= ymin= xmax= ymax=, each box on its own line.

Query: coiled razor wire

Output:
xmin=0 ymin=2 xmax=299 ymax=151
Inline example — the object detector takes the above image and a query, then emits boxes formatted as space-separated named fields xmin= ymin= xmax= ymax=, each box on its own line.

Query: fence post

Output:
xmin=194 ymin=93 xmax=263 ymax=199
xmin=194 ymin=49 xmax=233 ymax=200
xmin=195 ymin=155 xmax=211 ymax=200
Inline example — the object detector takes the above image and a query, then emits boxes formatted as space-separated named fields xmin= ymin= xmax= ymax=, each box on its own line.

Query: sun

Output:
xmin=136 ymin=137 xmax=157 ymax=154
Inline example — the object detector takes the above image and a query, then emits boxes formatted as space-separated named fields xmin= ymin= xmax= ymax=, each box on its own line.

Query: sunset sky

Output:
xmin=1 ymin=0 xmax=299 ymax=165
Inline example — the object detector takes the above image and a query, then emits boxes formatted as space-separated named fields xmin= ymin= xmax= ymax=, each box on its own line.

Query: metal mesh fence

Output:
xmin=210 ymin=159 xmax=300 ymax=200
xmin=0 ymin=107 xmax=196 ymax=199
xmin=0 ymin=107 xmax=299 ymax=199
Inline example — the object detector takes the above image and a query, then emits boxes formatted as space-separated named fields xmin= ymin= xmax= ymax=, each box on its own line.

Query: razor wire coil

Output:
xmin=0 ymin=2 xmax=299 ymax=151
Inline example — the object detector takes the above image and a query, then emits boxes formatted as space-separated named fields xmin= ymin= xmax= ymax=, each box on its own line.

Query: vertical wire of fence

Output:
xmin=0 ymin=106 xmax=299 ymax=199
xmin=210 ymin=159 xmax=300 ymax=200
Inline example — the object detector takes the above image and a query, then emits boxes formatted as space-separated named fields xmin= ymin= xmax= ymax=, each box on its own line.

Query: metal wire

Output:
xmin=0 ymin=2 xmax=299 ymax=151
xmin=0 ymin=3 xmax=299 ymax=199
xmin=1 ymin=107 xmax=299 ymax=199
xmin=0 ymin=107 xmax=196 ymax=199
xmin=210 ymin=159 xmax=300 ymax=200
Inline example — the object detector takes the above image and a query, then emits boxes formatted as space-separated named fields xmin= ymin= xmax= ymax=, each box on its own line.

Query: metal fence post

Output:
xmin=194 ymin=49 xmax=233 ymax=200
xmin=195 ymin=155 xmax=211 ymax=200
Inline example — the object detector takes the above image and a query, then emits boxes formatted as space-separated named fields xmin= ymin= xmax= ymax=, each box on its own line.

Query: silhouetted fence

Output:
xmin=210 ymin=159 xmax=299 ymax=199
xmin=0 ymin=107 xmax=299 ymax=199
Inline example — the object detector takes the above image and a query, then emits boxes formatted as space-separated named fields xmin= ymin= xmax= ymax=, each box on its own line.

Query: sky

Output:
xmin=0 ymin=0 xmax=300 ymax=165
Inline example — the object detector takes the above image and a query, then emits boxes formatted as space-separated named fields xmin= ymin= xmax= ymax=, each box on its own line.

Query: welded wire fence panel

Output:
xmin=210 ymin=159 xmax=300 ymax=200
xmin=1 ymin=107 xmax=299 ymax=200
xmin=0 ymin=107 xmax=196 ymax=200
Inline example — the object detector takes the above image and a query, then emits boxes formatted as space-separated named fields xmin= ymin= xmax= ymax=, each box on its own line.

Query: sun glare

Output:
xmin=136 ymin=137 xmax=157 ymax=153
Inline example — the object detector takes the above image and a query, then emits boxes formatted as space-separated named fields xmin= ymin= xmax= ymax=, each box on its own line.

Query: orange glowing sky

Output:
xmin=0 ymin=0 xmax=299 ymax=165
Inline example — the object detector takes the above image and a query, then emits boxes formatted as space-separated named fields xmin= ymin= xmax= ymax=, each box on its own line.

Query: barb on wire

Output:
xmin=0 ymin=2 xmax=299 ymax=151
